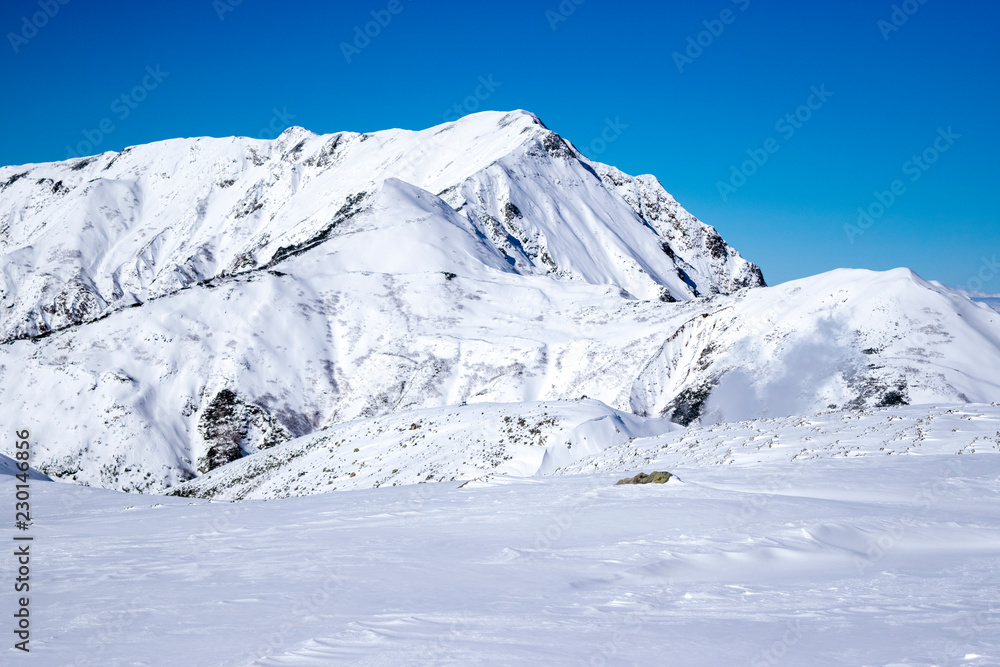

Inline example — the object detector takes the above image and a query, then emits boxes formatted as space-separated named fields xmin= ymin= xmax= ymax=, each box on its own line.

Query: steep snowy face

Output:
xmin=0 ymin=110 xmax=762 ymax=341
xmin=591 ymin=166 xmax=765 ymax=295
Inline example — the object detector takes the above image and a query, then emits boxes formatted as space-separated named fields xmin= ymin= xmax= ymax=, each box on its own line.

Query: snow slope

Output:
xmin=561 ymin=401 xmax=1000 ymax=474
xmin=2 ymin=110 xmax=999 ymax=663
xmin=173 ymin=401 xmax=1000 ymax=499
xmin=168 ymin=400 xmax=680 ymax=500
xmin=0 ymin=452 xmax=50 ymax=480
xmin=629 ymin=268 xmax=1000 ymax=425
xmin=4 ymin=424 xmax=999 ymax=665
xmin=2 ymin=257 xmax=999 ymax=493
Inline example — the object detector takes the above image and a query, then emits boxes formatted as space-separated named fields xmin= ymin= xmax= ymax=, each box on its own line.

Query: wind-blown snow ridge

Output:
xmin=629 ymin=267 xmax=1000 ymax=425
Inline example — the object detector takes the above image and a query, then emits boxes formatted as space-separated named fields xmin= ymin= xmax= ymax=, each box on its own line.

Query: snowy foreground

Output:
xmin=4 ymin=407 xmax=1000 ymax=666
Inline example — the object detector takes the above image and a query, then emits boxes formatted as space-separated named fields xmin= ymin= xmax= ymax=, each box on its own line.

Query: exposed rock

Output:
xmin=615 ymin=471 xmax=673 ymax=485
xmin=198 ymin=389 xmax=290 ymax=474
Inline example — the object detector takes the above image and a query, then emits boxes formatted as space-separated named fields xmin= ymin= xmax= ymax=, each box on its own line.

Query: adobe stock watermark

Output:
xmin=529 ymin=476 xmax=620 ymax=560
xmin=255 ymin=107 xmax=296 ymax=140
xmin=545 ymin=0 xmax=585 ymax=31
xmin=963 ymin=256 xmax=1000 ymax=295
xmin=213 ymin=0 xmax=243 ymax=21
xmin=442 ymin=76 xmax=502 ymax=122
xmin=11 ymin=429 xmax=33 ymax=653
xmin=581 ymin=117 xmax=628 ymax=158
xmin=843 ymin=126 xmax=959 ymax=244
xmin=750 ymin=620 xmax=806 ymax=667
xmin=70 ymin=601 xmax=143 ymax=667
xmin=578 ymin=608 xmax=656 ymax=666
xmin=7 ymin=0 xmax=71 ymax=54
xmin=717 ymin=85 xmax=833 ymax=202
xmin=395 ymin=76 xmax=503 ymax=175
xmin=340 ymin=0 xmax=412 ymax=64
xmin=530 ymin=492 xmax=589 ymax=556
xmin=414 ymin=619 xmax=470 ymax=663
xmin=725 ymin=471 xmax=791 ymax=530
xmin=927 ymin=609 xmax=998 ymax=667
xmin=877 ymin=0 xmax=930 ymax=41
xmin=186 ymin=501 xmax=242 ymax=560
xmin=64 ymin=65 xmax=170 ymax=159
xmin=853 ymin=457 xmax=962 ymax=576
xmin=673 ymin=0 xmax=752 ymax=73
xmin=244 ymin=569 xmax=345 ymax=662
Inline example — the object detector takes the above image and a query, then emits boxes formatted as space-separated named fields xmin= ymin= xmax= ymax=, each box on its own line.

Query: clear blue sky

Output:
xmin=2 ymin=0 xmax=997 ymax=290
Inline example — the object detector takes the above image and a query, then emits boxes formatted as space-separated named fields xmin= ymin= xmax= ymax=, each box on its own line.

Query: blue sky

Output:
xmin=2 ymin=0 xmax=997 ymax=289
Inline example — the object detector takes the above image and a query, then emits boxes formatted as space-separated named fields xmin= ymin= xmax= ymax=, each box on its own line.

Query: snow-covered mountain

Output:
xmin=0 ymin=110 xmax=760 ymax=343
xmin=1 ymin=111 xmax=999 ymax=494
xmin=629 ymin=267 xmax=1000 ymax=425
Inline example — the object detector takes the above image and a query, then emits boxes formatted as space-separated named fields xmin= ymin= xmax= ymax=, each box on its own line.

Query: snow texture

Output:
xmin=2 ymin=405 xmax=999 ymax=664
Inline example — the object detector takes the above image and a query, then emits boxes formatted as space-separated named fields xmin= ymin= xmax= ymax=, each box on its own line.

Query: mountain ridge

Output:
xmin=0 ymin=109 xmax=762 ymax=343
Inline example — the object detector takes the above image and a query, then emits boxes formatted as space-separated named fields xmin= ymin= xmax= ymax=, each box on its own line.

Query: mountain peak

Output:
xmin=0 ymin=110 xmax=762 ymax=342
